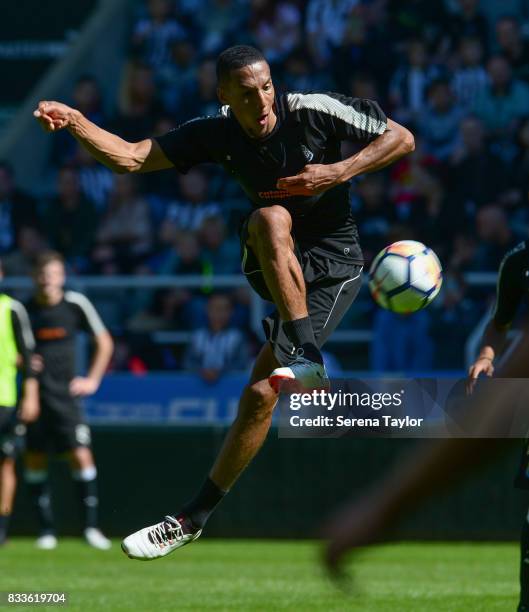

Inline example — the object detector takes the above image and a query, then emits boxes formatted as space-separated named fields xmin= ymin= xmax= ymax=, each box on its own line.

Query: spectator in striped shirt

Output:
xmin=132 ymin=0 xmax=186 ymax=72
xmin=451 ymin=36 xmax=488 ymax=111
xmin=183 ymin=293 xmax=250 ymax=383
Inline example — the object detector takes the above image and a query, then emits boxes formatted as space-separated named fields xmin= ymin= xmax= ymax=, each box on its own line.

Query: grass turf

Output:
xmin=0 ymin=539 xmax=519 ymax=611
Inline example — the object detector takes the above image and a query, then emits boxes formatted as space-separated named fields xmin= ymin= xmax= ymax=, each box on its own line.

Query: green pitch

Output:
xmin=0 ymin=539 xmax=519 ymax=611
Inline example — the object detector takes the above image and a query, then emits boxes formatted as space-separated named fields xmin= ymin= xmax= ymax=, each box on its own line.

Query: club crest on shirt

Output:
xmin=300 ymin=144 xmax=314 ymax=162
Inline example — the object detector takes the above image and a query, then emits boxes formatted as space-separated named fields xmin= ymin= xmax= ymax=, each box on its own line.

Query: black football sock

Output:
xmin=181 ymin=477 xmax=227 ymax=529
xmin=283 ymin=317 xmax=323 ymax=364
xmin=25 ymin=471 xmax=54 ymax=535
xmin=519 ymin=509 xmax=529 ymax=609
xmin=72 ymin=467 xmax=99 ymax=530
xmin=0 ymin=514 xmax=10 ymax=544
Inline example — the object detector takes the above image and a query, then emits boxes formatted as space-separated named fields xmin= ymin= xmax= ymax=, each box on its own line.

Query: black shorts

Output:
xmin=0 ymin=406 xmax=25 ymax=460
xmin=26 ymin=398 xmax=91 ymax=454
xmin=240 ymin=219 xmax=363 ymax=366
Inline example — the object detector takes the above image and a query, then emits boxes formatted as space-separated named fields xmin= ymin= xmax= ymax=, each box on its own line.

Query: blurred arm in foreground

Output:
xmin=323 ymin=329 xmax=529 ymax=574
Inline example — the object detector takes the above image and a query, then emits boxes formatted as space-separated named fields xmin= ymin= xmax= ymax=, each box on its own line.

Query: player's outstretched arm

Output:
xmin=33 ymin=100 xmax=172 ymax=174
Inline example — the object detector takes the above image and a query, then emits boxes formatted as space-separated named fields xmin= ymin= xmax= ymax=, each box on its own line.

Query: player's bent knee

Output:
xmin=248 ymin=205 xmax=292 ymax=239
xmin=239 ymin=380 xmax=277 ymax=422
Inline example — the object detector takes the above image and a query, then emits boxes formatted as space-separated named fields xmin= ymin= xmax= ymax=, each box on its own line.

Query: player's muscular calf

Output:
xmin=210 ymin=378 xmax=277 ymax=490
xmin=210 ymin=343 xmax=279 ymax=490
xmin=247 ymin=205 xmax=307 ymax=321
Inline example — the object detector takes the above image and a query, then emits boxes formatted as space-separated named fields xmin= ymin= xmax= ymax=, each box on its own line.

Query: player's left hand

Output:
xmin=70 ymin=376 xmax=100 ymax=397
xmin=276 ymin=164 xmax=343 ymax=196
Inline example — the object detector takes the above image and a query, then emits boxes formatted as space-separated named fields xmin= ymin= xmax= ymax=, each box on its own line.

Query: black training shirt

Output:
xmin=26 ymin=291 xmax=106 ymax=400
xmin=492 ymin=241 xmax=529 ymax=329
xmin=156 ymin=92 xmax=387 ymax=264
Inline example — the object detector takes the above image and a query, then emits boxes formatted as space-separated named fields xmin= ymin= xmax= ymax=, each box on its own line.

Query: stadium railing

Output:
xmin=1 ymin=272 xmax=498 ymax=353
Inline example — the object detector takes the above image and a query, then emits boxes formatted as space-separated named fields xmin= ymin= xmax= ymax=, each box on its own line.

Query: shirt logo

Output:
xmin=36 ymin=327 xmax=67 ymax=340
xmin=300 ymin=145 xmax=314 ymax=162
xmin=258 ymin=189 xmax=292 ymax=200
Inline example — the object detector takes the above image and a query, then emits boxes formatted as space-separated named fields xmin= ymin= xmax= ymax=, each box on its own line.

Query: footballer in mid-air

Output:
xmin=34 ymin=44 xmax=415 ymax=559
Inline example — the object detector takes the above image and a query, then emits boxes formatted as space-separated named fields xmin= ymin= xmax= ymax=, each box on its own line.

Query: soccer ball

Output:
xmin=368 ymin=240 xmax=442 ymax=313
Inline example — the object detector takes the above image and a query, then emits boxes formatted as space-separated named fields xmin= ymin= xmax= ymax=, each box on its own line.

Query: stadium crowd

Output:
xmin=2 ymin=0 xmax=529 ymax=372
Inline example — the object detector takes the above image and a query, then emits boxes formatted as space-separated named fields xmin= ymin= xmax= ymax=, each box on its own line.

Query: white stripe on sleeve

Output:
xmin=10 ymin=299 xmax=36 ymax=350
xmin=64 ymin=290 xmax=106 ymax=336
xmin=286 ymin=92 xmax=386 ymax=136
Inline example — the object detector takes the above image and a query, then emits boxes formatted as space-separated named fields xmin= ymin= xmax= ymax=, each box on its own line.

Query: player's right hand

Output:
xmin=466 ymin=357 xmax=494 ymax=395
xmin=18 ymin=397 xmax=40 ymax=423
xmin=33 ymin=100 xmax=75 ymax=132
xmin=69 ymin=376 xmax=99 ymax=397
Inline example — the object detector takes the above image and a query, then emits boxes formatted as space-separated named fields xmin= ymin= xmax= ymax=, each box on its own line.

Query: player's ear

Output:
xmin=217 ymin=86 xmax=229 ymax=106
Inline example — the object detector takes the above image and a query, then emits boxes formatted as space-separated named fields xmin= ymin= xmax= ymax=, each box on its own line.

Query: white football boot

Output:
xmin=35 ymin=534 xmax=58 ymax=550
xmin=121 ymin=515 xmax=202 ymax=561
xmin=269 ymin=353 xmax=330 ymax=393
xmin=84 ymin=527 xmax=112 ymax=550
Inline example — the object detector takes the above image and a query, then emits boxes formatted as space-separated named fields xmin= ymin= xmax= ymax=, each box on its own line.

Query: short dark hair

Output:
xmin=216 ymin=45 xmax=266 ymax=84
xmin=34 ymin=250 xmax=64 ymax=273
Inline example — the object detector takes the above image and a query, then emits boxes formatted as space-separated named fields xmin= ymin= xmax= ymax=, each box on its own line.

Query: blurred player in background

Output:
xmin=24 ymin=251 xmax=113 ymax=550
xmin=467 ymin=242 xmax=529 ymax=388
xmin=0 ymin=260 xmax=39 ymax=545
xmin=33 ymin=45 xmax=414 ymax=560
xmin=467 ymin=240 xmax=529 ymax=612
xmin=323 ymin=240 xmax=529 ymax=612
